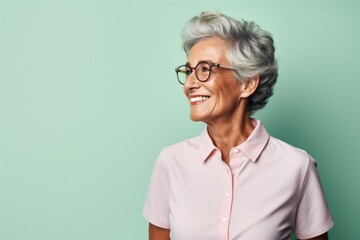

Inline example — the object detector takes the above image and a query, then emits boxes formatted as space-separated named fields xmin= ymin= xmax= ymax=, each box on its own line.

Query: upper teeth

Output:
xmin=190 ymin=96 xmax=210 ymax=103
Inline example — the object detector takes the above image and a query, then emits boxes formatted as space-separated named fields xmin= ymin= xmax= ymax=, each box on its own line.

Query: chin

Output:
xmin=189 ymin=114 xmax=202 ymax=122
xmin=189 ymin=112 xmax=209 ymax=122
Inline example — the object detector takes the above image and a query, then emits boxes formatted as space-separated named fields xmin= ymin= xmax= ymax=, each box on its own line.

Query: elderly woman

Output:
xmin=143 ymin=11 xmax=333 ymax=240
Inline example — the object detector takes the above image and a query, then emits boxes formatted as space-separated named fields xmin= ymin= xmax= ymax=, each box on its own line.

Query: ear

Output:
xmin=240 ymin=75 xmax=260 ymax=98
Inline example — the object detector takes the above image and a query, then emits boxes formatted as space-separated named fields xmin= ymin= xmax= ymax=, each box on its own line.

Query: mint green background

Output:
xmin=1 ymin=1 xmax=359 ymax=239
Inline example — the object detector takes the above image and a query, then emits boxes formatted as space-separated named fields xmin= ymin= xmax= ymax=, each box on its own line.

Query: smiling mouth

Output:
xmin=190 ymin=96 xmax=210 ymax=103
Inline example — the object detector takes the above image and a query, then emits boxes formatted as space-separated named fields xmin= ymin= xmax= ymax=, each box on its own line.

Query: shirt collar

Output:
xmin=238 ymin=119 xmax=270 ymax=162
xmin=197 ymin=127 xmax=218 ymax=162
xmin=195 ymin=118 xmax=270 ymax=163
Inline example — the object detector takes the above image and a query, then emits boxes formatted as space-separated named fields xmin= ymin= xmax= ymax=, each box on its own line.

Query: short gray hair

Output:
xmin=181 ymin=11 xmax=278 ymax=114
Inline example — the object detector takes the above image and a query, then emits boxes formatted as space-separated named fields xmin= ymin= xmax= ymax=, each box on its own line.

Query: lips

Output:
xmin=190 ymin=96 xmax=210 ymax=103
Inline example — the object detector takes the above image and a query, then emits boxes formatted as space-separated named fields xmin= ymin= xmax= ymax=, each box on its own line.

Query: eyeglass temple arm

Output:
xmin=214 ymin=63 xmax=236 ymax=71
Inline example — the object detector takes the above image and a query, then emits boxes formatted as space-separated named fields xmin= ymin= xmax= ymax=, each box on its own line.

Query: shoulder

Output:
xmin=160 ymin=135 xmax=201 ymax=155
xmin=267 ymin=136 xmax=313 ymax=163
xmin=261 ymin=136 xmax=321 ymax=197
xmin=264 ymin=136 xmax=316 ymax=177
xmin=155 ymin=134 xmax=203 ymax=166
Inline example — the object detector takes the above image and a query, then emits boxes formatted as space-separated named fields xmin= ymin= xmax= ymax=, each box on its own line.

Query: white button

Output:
xmin=225 ymin=192 xmax=231 ymax=198
xmin=233 ymin=148 xmax=240 ymax=154
xmin=222 ymin=217 xmax=227 ymax=222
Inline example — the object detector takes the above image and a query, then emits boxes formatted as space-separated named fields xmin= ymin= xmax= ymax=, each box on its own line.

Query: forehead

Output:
xmin=187 ymin=37 xmax=229 ymax=65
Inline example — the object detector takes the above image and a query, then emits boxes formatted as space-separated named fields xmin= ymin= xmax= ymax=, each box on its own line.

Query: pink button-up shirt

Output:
xmin=143 ymin=119 xmax=333 ymax=240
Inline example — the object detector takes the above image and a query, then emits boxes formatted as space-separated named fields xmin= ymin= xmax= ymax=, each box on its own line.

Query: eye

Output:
xmin=200 ymin=65 xmax=210 ymax=73
xmin=177 ymin=65 xmax=192 ymax=76
xmin=185 ymin=69 xmax=192 ymax=76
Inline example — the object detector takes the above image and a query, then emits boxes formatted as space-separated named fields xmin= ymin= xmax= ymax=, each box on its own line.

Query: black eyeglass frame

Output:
xmin=175 ymin=61 xmax=236 ymax=85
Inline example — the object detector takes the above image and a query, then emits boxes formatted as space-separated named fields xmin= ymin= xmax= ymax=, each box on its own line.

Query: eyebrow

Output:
xmin=185 ymin=60 xmax=214 ymax=66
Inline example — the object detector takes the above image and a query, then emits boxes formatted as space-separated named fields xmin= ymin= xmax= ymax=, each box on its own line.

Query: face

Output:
xmin=183 ymin=37 xmax=244 ymax=124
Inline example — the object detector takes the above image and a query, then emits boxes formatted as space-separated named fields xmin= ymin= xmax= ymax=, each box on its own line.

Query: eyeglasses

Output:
xmin=175 ymin=61 xmax=236 ymax=85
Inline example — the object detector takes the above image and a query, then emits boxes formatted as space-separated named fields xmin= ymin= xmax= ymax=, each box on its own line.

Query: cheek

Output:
xmin=215 ymin=84 xmax=242 ymax=106
xmin=183 ymin=85 xmax=186 ymax=95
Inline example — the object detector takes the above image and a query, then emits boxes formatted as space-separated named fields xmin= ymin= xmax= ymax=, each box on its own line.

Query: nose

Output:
xmin=183 ymin=70 xmax=200 ymax=91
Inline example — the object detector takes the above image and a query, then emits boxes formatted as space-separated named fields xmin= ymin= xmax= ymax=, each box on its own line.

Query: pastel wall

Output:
xmin=1 ymin=1 xmax=359 ymax=239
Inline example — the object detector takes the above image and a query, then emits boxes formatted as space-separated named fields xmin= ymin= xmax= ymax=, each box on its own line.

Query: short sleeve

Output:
xmin=142 ymin=151 xmax=170 ymax=229
xmin=293 ymin=155 xmax=334 ymax=239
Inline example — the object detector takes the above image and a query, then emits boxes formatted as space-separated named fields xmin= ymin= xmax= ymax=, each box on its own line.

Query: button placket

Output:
xmin=221 ymin=179 xmax=232 ymax=239
xmin=218 ymin=165 xmax=233 ymax=239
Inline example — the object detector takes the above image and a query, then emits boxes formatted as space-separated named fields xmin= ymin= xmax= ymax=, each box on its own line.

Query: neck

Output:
xmin=206 ymin=104 xmax=254 ymax=164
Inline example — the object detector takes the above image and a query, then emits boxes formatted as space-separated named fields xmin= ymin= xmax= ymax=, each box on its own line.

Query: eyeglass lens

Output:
xmin=176 ymin=62 xmax=211 ymax=84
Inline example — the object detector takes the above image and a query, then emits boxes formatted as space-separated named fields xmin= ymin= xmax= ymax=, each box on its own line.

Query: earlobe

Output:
xmin=240 ymin=75 xmax=260 ymax=98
